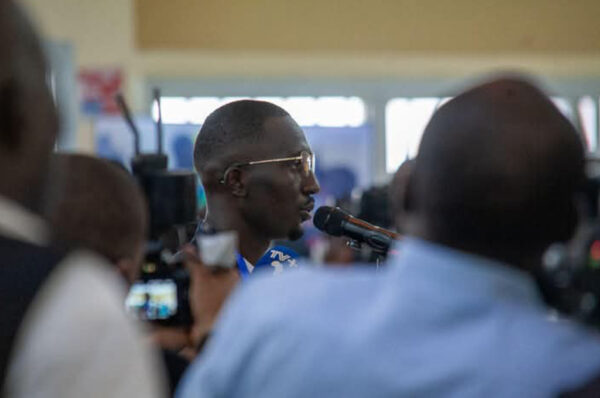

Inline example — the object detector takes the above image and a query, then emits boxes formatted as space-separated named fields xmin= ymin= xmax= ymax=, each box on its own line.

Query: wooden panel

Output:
xmin=135 ymin=0 xmax=600 ymax=53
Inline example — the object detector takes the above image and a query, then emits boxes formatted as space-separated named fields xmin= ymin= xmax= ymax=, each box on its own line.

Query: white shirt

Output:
xmin=1 ymin=196 xmax=166 ymax=398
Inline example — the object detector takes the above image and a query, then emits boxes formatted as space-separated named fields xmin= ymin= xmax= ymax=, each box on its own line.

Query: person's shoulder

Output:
xmin=13 ymin=249 xmax=136 ymax=353
xmin=191 ymin=263 xmax=386 ymax=394
xmin=255 ymin=261 xmax=378 ymax=295
xmin=503 ymin=308 xmax=600 ymax=393
xmin=7 ymin=250 xmax=166 ymax=398
xmin=14 ymin=249 xmax=147 ymax=363
xmin=542 ymin=316 xmax=600 ymax=361
xmin=517 ymin=310 xmax=600 ymax=353
xmin=42 ymin=250 xmax=129 ymax=315
xmin=234 ymin=263 xmax=383 ymax=329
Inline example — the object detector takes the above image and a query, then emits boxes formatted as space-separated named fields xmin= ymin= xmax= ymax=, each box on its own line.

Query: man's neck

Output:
xmin=204 ymin=213 xmax=270 ymax=265
xmin=408 ymin=224 xmax=542 ymax=272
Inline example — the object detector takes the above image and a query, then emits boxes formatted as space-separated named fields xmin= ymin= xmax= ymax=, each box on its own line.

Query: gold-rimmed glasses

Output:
xmin=220 ymin=151 xmax=315 ymax=184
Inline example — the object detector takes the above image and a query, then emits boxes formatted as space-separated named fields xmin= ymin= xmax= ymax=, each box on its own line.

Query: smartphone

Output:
xmin=125 ymin=279 xmax=177 ymax=320
xmin=125 ymin=264 xmax=191 ymax=326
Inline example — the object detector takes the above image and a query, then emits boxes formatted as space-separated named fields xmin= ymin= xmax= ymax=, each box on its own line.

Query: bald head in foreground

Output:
xmin=177 ymin=77 xmax=600 ymax=398
xmin=409 ymin=78 xmax=584 ymax=268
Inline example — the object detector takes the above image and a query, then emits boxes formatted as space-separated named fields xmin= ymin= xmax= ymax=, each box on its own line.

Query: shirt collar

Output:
xmin=389 ymin=237 xmax=545 ymax=308
xmin=0 ymin=195 xmax=49 ymax=246
xmin=245 ymin=257 xmax=254 ymax=273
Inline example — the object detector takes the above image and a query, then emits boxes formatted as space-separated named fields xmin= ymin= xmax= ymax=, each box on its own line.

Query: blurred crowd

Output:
xmin=2 ymin=1 xmax=600 ymax=398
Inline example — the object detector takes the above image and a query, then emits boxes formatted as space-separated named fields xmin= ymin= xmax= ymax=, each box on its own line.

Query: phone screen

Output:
xmin=125 ymin=279 xmax=178 ymax=320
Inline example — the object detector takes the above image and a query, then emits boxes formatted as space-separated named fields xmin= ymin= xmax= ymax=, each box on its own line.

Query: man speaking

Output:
xmin=193 ymin=100 xmax=320 ymax=268
xmin=184 ymin=100 xmax=321 ymax=349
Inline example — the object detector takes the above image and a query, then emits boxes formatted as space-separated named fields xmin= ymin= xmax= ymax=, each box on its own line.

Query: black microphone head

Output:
xmin=313 ymin=206 xmax=332 ymax=231
xmin=313 ymin=206 xmax=347 ymax=236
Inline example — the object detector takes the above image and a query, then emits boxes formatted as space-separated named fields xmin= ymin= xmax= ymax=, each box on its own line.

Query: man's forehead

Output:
xmin=260 ymin=115 xmax=311 ymax=152
xmin=211 ymin=114 xmax=311 ymax=168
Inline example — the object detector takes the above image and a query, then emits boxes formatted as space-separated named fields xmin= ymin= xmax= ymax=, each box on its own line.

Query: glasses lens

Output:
xmin=301 ymin=152 xmax=315 ymax=176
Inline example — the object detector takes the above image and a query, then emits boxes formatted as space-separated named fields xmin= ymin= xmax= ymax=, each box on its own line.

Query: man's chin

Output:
xmin=287 ymin=226 xmax=304 ymax=241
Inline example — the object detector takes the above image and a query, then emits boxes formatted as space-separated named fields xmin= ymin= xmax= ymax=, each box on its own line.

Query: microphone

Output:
xmin=313 ymin=206 xmax=400 ymax=253
xmin=254 ymin=245 xmax=300 ymax=275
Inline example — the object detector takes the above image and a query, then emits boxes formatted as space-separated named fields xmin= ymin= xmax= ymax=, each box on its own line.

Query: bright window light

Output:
xmin=552 ymin=97 xmax=574 ymax=121
xmin=314 ymin=97 xmax=366 ymax=127
xmin=255 ymin=97 xmax=286 ymax=108
xmin=386 ymin=97 xmax=439 ymax=173
xmin=187 ymin=97 xmax=222 ymax=124
xmin=437 ymin=97 xmax=453 ymax=109
xmin=153 ymin=96 xmax=366 ymax=127
xmin=579 ymin=96 xmax=597 ymax=151
xmin=283 ymin=97 xmax=318 ymax=126
xmin=153 ymin=97 xmax=190 ymax=124
xmin=220 ymin=97 xmax=247 ymax=104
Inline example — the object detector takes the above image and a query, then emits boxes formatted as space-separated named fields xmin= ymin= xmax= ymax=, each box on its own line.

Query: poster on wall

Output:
xmin=93 ymin=115 xmax=197 ymax=170
xmin=78 ymin=68 xmax=123 ymax=115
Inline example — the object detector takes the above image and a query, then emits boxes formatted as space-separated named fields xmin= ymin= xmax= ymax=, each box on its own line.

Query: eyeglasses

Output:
xmin=220 ymin=151 xmax=315 ymax=184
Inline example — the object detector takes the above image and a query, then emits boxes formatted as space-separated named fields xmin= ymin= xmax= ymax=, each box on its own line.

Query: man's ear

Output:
xmin=224 ymin=167 xmax=247 ymax=197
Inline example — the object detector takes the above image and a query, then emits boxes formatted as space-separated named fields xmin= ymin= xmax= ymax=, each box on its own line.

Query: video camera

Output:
xmin=540 ymin=170 xmax=600 ymax=329
xmin=116 ymin=90 xmax=197 ymax=326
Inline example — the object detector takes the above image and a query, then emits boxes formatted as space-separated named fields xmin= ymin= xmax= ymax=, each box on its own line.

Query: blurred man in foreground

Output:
xmin=178 ymin=78 xmax=600 ymax=398
xmin=47 ymin=153 xmax=148 ymax=284
xmin=0 ymin=3 xmax=164 ymax=397
xmin=45 ymin=153 xmax=190 ymax=395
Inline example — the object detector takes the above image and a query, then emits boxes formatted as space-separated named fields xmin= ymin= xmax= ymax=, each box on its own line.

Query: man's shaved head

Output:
xmin=410 ymin=77 xmax=585 ymax=260
xmin=194 ymin=100 xmax=290 ymax=179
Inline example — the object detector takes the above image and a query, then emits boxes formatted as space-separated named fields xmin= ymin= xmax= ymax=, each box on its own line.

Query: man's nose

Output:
xmin=302 ymin=171 xmax=320 ymax=195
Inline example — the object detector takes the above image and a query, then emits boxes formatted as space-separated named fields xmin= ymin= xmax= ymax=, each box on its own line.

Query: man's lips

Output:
xmin=299 ymin=201 xmax=315 ymax=221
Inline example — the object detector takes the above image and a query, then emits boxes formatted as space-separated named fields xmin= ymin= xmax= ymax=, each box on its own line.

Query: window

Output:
xmin=385 ymin=95 xmax=600 ymax=173
xmin=578 ymin=96 xmax=597 ymax=151
xmin=152 ymin=96 xmax=366 ymax=128
xmin=551 ymin=97 xmax=598 ymax=152
xmin=385 ymin=98 xmax=440 ymax=173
